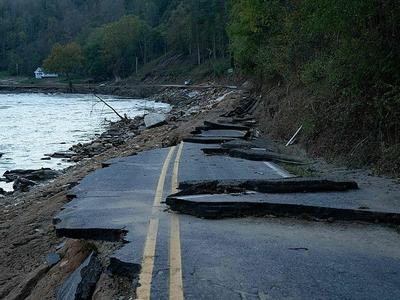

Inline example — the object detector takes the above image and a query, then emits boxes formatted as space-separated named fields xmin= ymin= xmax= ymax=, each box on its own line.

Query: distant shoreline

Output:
xmin=0 ymin=82 xmax=160 ymax=98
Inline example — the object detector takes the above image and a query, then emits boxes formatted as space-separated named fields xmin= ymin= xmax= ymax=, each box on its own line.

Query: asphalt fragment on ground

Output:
xmin=55 ymin=118 xmax=400 ymax=299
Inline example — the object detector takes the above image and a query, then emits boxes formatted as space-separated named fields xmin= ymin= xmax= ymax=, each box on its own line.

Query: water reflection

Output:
xmin=0 ymin=93 xmax=170 ymax=191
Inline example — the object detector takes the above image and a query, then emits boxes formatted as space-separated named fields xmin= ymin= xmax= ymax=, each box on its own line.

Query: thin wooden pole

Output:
xmin=93 ymin=94 xmax=125 ymax=120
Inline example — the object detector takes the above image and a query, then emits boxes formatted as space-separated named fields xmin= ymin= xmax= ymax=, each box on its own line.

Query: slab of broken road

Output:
xmin=49 ymin=102 xmax=400 ymax=299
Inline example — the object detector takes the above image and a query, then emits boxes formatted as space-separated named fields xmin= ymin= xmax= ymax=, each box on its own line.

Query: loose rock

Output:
xmin=13 ymin=178 xmax=36 ymax=192
xmin=144 ymin=113 xmax=167 ymax=128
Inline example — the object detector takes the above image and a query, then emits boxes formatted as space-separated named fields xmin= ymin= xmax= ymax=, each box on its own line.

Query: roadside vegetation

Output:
xmin=229 ymin=0 xmax=400 ymax=177
xmin=0 ymin=0 xmax=399 ymax=176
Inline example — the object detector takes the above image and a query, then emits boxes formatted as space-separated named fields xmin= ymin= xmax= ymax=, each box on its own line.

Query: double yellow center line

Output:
xmin=136 ymin=143 xmax=185 ymax=300
xmin=170 ymin=143 xmax=184 ymax=300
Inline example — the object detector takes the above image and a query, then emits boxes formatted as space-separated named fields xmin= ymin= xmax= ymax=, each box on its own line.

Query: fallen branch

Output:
xmin=93 ymin=94 xmax=125 ymax=121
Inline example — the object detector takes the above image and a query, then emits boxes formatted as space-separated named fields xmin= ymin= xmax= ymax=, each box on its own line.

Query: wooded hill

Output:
xmin=1 ymin=0 xmax=399 ymax=174
xmin=0 ymin=0 xmax=229 ymax=79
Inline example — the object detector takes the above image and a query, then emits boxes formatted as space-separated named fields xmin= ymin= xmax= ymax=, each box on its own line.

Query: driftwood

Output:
xmin=93 ymin=94 xmax=125 ymax=121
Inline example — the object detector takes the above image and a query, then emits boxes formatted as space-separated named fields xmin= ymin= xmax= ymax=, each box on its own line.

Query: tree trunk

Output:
xmin=213 ymin=33 xmax=217 ymax=60
xmin=197 ymin=38 xmax=201 ymax=65
xmin=66 ymin=73 xmax=73 ymax=93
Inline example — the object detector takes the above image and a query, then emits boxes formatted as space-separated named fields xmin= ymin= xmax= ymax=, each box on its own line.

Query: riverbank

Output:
xmin=0 ymin=93 xmax=170 ymax=194
xmin=1 ymin=82 xmax=399 ymax=299
xmin=0 ymin=85 xmax=239 ymax=195
xmin=0 ymin=81 xmax=164 ymax=98
xmin=0 ymin=85 xmax=245 ymax=299
xmin=0 ymin=80 xmax=240 ymax=99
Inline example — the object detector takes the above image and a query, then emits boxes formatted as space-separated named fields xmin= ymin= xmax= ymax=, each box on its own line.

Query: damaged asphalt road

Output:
xmin=53 ymin=121 xmax=400 ymax=299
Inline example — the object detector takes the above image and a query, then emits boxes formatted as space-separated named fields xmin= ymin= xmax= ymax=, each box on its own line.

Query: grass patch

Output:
xmin=280 ymin=163 xmax=320 ymax=177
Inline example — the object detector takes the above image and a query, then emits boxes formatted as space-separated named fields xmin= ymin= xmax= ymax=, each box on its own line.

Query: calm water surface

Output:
xmin=0 ymin=93 xmax=170 ymax=191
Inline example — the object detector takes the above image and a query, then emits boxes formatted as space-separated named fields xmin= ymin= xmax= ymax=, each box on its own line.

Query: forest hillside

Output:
xmin=1 ymin=0 xmax=399 ymax=175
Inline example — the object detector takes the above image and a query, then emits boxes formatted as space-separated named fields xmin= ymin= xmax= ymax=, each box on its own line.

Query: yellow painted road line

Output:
xmin=170 ymin=142 xmax=184 ymax=300
xmin=170 ymin=214 xmax=184 ymax=300
xmin=171 ymin=142 xmax=184 ymax=194
xmin=136 ymin=218 xmax=159 ymax=300
xmin=154 ymin=146 xmax=177 ymax=208
xmin=136 ymin=146 xmax=176 ymax=300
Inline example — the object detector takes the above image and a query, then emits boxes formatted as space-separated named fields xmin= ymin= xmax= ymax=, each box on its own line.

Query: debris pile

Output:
xmin=154 ymin=87 xmax=246 ymax=120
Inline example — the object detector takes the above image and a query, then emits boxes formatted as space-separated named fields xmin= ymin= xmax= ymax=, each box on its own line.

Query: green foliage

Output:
xmin=82 ymin=14 xmax=168 ymax=80
xmin=6 ymin=52 xmax=23 ymax=76
xmin=0 ymin=0 xmax=230 ymax=77
xmin=165 ymin=2 xmax=192 ymax=54
xmin=228 ymin=0 xmax=286 ymax=77
xmin=43 ymin=42 xmax=83 ymax=78
xmin=212 ymin=59 xmax=230 ymax=77
xmin=80 ymin=0 xmax=230 ymax=79
xmin=229 ymin=0 xmax=400 ymax=168
xmin=0 ymin=70 xmax=10 ymax=79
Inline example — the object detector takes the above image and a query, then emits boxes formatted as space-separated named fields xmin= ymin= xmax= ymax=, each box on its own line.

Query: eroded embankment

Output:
xmin=251 ymin=83 xmax=400 ymax=178
xmin=0 ymin=85 xmax=243 ymax=299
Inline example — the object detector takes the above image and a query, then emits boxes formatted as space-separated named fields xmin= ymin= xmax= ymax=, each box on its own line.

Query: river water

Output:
xmin=0 ymin=93 xmax=170 ymax=191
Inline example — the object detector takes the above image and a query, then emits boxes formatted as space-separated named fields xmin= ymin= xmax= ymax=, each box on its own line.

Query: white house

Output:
xmin=34 ymin=67 xmax=58 ymax=79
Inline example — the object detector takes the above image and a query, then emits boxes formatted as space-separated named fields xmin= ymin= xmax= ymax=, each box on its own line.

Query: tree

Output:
xmin=43 ymin=42 xmax=83 ymax=88
xmin=165 ymin=2 xmax=192 ymax=54
xmin=101 ymin=15 xmax=151 ymax=79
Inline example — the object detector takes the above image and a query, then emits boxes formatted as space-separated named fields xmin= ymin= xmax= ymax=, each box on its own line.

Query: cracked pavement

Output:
xmin=54 ymin=138 xmax=400 ymax=299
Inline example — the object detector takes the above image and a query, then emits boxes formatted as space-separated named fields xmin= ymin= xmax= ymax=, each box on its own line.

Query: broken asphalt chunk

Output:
xmin=194 ymin=129 xmax=249 ymax=139
xmin=165 ymin=192 xmax=400 ymax=224
xmin=175 ymin=178 xmax=358 ymax=196
xmin=54 ymin=227 xmax=128 ymax=242
xmin=108 ymin=255 xmax=140 ymax=279
xmin=56 ymin=251 xmax=102 ymax=300
xmin=46 ymin=253 xmax=61 ymax=267
xmin=229 ymin=149 xmax=305 ymax=164
xmin=221 ymin=138 xmax=275 ymax=151
xmin=203 ymin=120 xmax=250 ymax=131
xmin=183 ymin=136 xmax=237 ymax=144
